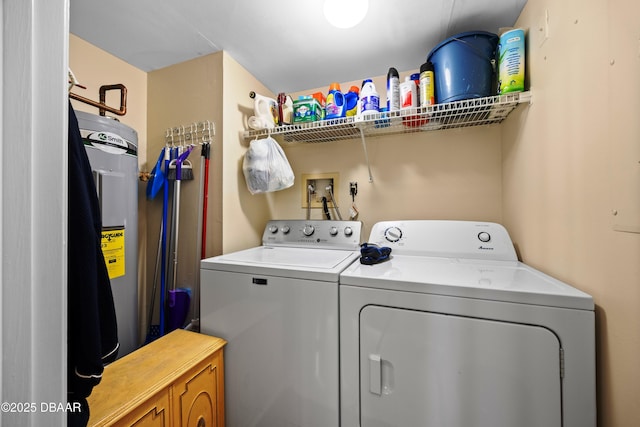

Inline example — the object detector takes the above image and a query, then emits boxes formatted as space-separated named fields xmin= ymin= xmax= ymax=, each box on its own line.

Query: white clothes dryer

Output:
xmin=340 ymin=220 xmax=595 ymax=427
xmin=201 ymin=220 xmax=362 ymax=427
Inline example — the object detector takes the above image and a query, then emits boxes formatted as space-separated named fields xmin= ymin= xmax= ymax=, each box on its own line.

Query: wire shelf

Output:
xmin=243 ymin=91 xmax=531 ymax=143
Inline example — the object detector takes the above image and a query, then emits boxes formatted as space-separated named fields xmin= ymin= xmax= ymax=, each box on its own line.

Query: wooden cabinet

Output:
xmin=115 ymin=391 xmax=169 ymax=427
xmin=87 ymin=329 xmax=226 ymax=427
xmin=172 ymin=348 xmax=224 ymax=427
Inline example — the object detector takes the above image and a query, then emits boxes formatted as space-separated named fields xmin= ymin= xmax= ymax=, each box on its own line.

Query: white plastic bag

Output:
xmin=242 ymin=136 xmax=294 ymax=194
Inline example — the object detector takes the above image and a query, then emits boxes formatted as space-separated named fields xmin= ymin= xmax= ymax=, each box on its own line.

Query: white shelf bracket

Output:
xmin=358 ymin=126 xmax=374 ymax=183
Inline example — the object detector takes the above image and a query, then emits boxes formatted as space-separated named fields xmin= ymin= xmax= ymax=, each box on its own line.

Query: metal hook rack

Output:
xmin=139 ymin=120 xmax=216 ymax=182
xmin=165 ymin=120 xmax=216 ymax=147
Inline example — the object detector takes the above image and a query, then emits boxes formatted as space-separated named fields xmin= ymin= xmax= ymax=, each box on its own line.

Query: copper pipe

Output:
xmin=69 ymin=83 xmax=127 ymax=116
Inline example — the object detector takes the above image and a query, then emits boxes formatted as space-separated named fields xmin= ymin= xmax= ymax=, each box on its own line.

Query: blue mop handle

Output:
xmin=159 ymin=146 xmax=171 ymax=336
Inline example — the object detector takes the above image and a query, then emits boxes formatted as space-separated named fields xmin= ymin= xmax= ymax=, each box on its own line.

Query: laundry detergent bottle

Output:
xmin=250 ymin=91 xmax=278 ymax=127
xmin=325 ymin=82 xmax=345 ymax=119
xmin=344 ymin=86 xmax=360 ymax=117
xmin=277 ymin=92 xmax=294 ymax=125
xmin=357 ymin=79 xmax=380 ymax=117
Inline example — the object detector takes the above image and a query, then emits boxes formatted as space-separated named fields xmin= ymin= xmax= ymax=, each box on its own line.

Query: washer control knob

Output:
xmin=303 ymin=224 xmax=315 ymax=236
xmin=329 ymin=226 xmax=338 ymax=236
xmin=268 ymin=225 xmax=279 ymax=234
xmin=384 ymin=226 xmax=402 ymax=242
xmin=281 ymin=226 xmax=290 ymax=234
xmin=478 ymin=231 xmax=491 ymax=243
xmin=344 ymin=226 xmax=353 ymax=237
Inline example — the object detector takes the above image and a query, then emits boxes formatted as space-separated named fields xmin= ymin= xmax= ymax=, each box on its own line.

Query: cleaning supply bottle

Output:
xmin=312 ymin=92 xmax=326 ymax=120
xmin=411 ymin=72 xmax=421 ymax=106
xmin=277 ymin=93 xmax=294 ymax=125
xmin=419 ymin=61 xmax=436 ymax=107
xmin=250 ymin=91 xmax=278 ymax=127
xmin=344 ymin=86 xmax=360 ymax=117
xmin=386 ymin=67 xmax=400 ymax=112
xmin=325 ymin=82 xmax=345 ymax=119
xmin=400 ymin=76 xmax=417 ymax=109
xmin=357 ymin=79 xmax=380 ymax=117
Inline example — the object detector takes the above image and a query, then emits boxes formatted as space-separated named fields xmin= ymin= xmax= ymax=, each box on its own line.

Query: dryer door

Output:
xmin=360 ymin=305 xmax=562 ymax=427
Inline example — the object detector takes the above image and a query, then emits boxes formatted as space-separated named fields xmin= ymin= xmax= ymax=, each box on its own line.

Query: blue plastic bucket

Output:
xmin=427 ymin=31 xmax=499 ymax=103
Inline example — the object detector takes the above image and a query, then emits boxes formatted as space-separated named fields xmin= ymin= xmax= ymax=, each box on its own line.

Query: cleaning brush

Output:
xmin=177 ymin=159 xmax=194 ymax=181
xmin=167 ymin=159 xmax=194 ymax=181
xmin=167 ymin=147 xmax=195 ymax=181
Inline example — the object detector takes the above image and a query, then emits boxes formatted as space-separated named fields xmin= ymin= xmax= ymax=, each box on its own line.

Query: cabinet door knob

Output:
xmin=197 ymin=417 xmax=206 ymax=427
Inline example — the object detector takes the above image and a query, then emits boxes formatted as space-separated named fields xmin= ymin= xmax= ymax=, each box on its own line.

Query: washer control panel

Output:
xmin=371 ymin=220 xmax=518 ymax=261
xmin=262 ymin=220 xmax=362 ymax=250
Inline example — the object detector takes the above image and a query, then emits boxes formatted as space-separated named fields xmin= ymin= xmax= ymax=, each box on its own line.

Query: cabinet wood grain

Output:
xmin=87 ymin=329 xmax=226 ymax=427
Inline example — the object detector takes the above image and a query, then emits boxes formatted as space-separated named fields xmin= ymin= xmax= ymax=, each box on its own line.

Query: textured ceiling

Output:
xmin=70 ymin=0 xmax=527 ymax=93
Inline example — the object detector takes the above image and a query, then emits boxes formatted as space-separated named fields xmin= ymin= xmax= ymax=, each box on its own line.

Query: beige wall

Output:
xmin=221 ymin=52 xmax=277 ymax=254
xmin=271 ymin=75 xmax=503 ymax=239
xmin=145 ymin=51 xmax=276 ymax=331
xmin=147 ymin=50 xmax=277 ymax=261
xmin=70 ymin=39 xmax=277 ymax=339
xmin=503 ymin=0 xmax=640 ymax=425
xmin=146 ymin=52 xmax=224 ymax=333
xmin=69 ymin=34 xmax=148 ymax=165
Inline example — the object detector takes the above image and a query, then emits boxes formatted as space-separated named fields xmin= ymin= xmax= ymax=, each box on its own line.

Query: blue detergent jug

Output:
xmin=344 ymin=86 xmax=359 ymax=117
xmin=325 ymin=82 xmax=345 ymax=119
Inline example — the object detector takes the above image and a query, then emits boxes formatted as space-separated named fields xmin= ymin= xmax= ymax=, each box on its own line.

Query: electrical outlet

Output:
xmin=301 ymin=173 xmax=340 ymax=209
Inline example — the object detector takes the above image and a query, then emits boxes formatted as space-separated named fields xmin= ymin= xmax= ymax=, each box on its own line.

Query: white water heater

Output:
xmin=75 ymin=111 xmax=139 ymax=358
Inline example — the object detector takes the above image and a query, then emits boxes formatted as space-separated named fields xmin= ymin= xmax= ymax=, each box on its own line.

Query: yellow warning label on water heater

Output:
xmin=101 ymin=228 xmax=125 ymax=279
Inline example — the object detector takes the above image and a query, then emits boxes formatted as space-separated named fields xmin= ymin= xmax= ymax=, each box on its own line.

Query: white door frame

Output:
xmin=1 ymin=1 xmax=68 ymax=425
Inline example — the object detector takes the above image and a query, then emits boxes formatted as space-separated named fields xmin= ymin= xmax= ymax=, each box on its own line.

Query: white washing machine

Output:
xmin=340 ymin=220 xmax=595 ymax=427
xmin=200 ymin=219 xmax=362 ymax=427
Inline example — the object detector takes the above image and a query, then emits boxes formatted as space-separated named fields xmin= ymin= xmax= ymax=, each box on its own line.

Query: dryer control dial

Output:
xmin=344 ymin=226 xmax=353 ymax=237
xmin=384 ymin=226 xmax=403 ymax=242
xmin=478 ymin=231 xmax=491 ymax=243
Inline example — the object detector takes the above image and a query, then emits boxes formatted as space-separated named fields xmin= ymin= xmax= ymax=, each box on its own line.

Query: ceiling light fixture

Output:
xmin=323 ymin=0 xmax=369 ymax=29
